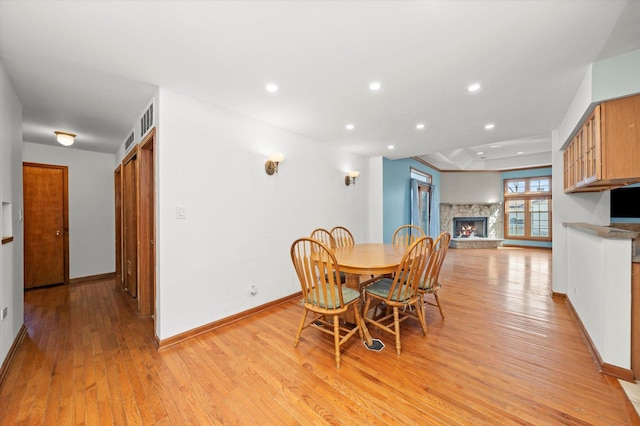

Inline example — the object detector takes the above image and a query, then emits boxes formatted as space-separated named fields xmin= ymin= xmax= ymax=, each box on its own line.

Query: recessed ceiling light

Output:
xmin=485 ymin=123 xmax=495 ymax=130
xmin=467 ymin=83 xmax=481 ymax=92
xmin=416 ymin=123 xmax=425 ymax=130
xmin=388 ymin=145 xmax=395 ymax=150
xmin=265 ymin=83 xmax=279 ymax=93
xmin=517 ymin=151 xmax=524 ymax=155
xmin=369 ymin=81 xmax=381 ymax=91
xmin=345 ymin=123 xmax=355 ymax=130
xmin=489 ymin=145 xmax=501 ymax=148
xmin=477 ymin=151 xmax=484 ymax=155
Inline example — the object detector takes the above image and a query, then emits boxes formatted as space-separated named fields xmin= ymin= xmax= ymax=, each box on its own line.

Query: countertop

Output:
xmin=564 ymin=222 xmax=640 ymax=263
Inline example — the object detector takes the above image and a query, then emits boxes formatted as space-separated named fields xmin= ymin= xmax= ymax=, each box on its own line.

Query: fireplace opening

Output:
xmin=453 ymin=217 xmax=488 ymax=238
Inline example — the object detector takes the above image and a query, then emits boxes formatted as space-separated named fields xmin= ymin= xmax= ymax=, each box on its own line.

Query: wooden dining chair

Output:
xmin=392 ymin=224 xmax=426 ymax=247
xmin=310 ymin=228 xmax=345 ymax=284
xmin=290 ymin=238 xmax=365 ymax=368
xmin=310 ymin=228 xmax=336 ymax=249
xmin=330 ymin=226 xmax=355 ymax=248
xmin=417 ymin=232 xmax=451 ymax=319
xmin=363 ymin=236 xmax=431 ymax=354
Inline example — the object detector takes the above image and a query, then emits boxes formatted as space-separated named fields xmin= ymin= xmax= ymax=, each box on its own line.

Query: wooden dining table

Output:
xmin=332 ymin=243 xmax=407 ymax=291
xmin=332 ymin=243 xmax=407 ymax=348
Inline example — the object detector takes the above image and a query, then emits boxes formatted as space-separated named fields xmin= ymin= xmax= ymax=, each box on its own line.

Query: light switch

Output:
xmin=176 ymin=206 xmax=187 ymax=219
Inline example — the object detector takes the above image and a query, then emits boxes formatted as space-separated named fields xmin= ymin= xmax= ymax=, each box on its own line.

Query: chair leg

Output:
xmin=413 ymin=301 xmax=428 ymax=335
xmin=333 ymin=314 xmax=341 ymax=368
xmin=294 ymin=309 xmax=308 ymax=347
xmin=434 ymin=291 xmax=445 ymax=319
xmin=393 ymin=307 xmax=401 ymax=355
xmin=352 ymin=304 xmax=365 ymax=342
xmin=363 ymin=296 xmax=372 ymax=322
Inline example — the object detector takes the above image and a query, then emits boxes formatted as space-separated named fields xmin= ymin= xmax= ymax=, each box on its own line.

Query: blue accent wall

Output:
xmin=501 ymin=167 xmax=553 ymax=248
xmin=383 ymin=158 xmax=440 ymax=243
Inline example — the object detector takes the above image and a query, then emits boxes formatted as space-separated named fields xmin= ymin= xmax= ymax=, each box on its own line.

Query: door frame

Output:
xmin=23 ymin=162 xmax=70 ymax=286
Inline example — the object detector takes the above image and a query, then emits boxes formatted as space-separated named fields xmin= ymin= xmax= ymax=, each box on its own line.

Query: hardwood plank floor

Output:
xmin=1 ymin=248 xmax=639 ymax=425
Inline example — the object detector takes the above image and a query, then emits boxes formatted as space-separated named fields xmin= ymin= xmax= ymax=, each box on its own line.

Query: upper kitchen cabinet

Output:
xmin=564 ymin=93 xmax=640 ymax=193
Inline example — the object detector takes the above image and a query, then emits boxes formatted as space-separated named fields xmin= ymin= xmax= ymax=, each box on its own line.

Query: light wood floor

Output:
xmin=1 ymin=248 xmax=638 ymax=425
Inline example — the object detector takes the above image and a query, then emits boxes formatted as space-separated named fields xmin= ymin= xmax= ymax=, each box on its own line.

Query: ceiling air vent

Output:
xmin=124 ymin=131 xmax=135 ymax=151
xmin=140 ymin=103 xmax=154 ymax=137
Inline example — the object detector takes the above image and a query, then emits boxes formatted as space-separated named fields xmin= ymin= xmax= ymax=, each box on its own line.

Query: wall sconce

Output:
xmin=265 ymin=153 xmax=285 ymax=175
xmin=54 ymin=131 xmax=76 ymax=146
xmin=345 ymin=171 xmax=360 ymax=186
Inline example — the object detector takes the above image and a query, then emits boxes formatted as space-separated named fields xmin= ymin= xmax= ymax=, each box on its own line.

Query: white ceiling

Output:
xmin=1 ymin=1 xmax=640 ymax=170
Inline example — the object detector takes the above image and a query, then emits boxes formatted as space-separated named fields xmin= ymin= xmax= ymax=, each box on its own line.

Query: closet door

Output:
xmin=23 ymin=163 xmax=69 ymax=288
xmin=123 ymin=151 xmax=138 ymax=298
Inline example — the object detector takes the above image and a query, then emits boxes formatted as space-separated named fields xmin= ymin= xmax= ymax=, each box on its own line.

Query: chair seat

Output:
xmin=418 ymin=277 xmax=441 ymax=291
xmin=420 ymin=282 xmax=441 ymax=292
xmin=308 ymin=285 xmax=360 ymax=309
xmin=366 ymin=278 xmax=413 ymax=303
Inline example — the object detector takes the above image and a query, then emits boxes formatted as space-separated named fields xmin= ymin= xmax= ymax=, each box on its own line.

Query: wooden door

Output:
xmin=138 ymin=130 xmax=156 ymax=317
xmin=23 ymin=163 xmax=69 ymax=288
xmin=123 ymin=151 xmax=138 ymax=298
xmin=114 ymin=165 xmax=123 ymax=289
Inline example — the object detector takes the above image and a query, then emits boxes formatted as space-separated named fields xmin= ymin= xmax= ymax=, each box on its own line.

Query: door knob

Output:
xmin=56 ymin=230 xmax=60 ymax=236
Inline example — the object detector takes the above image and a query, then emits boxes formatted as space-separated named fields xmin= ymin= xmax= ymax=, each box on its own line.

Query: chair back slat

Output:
xmin=384 ymin=236 xmax=432 ymax=303
xmin=392 ymin=224 xmax=426 ymax=247
xmin=310 ymin=228 xmax=336 ymax=249
xmin=420 ymin=232 xmax=451 ymax=290
xmin=291 ymin=238 xmax=346 ymax=312
xmin=330 ymin=226 xmax=355 ymax=248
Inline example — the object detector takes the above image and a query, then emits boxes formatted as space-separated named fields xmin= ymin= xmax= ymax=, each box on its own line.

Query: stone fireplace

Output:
xmin=440 ymin=203 xmax=504 ymax=248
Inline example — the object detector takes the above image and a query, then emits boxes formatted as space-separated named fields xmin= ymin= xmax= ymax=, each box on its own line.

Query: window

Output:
xmin=410 ymin=168 xmax=431 ymax=184
xmin=504 ymin=177 xmax=551 ymax=241
xmin=410 ymin=168 xmax=432 ymax=234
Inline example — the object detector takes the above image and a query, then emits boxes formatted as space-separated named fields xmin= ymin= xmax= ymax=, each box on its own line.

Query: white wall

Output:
xmin=440 ymin=172 xmax=502 ymax=204
xmin=551 ymin=131 xmax=610 ymax=294
xmin=592 ymin=48 xmax=640 ymax=103
xmin=0 ymin=64 xmax=24 ymax=365
xmin=154 ymin=88 xmax=369 ymax=339
xmin=22 ymin=143 xmax=116 ymax=279
xmin=551 ymin=48 xmax=640 ymax=294
xmin=566 ymin=226 xmax=631 ymax=368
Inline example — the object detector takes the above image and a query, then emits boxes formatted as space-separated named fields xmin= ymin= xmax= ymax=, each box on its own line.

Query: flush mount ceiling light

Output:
xmin=416 ymin=123 xmax=425 ymax=130
xmin=346 ymin=123 xmax=355 ymax=130
xmin=388 ymin=145 xmax=395 ymax=150
xmin=467 ymin=83 xmax=481 ymax=92
xmin=369 ymin=81 xmax=381 ymax=91
xmin=54 ymin=131 xmax=76 ymax=146
xmin=485 ymin=123 xmax=495 ymax=130
xmin=265 ymin=83 xmax=279 ymax=93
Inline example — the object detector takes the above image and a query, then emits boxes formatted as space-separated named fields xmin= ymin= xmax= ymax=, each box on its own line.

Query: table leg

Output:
xmin=360 ymin=314 xmax=373 ymax=346
xmin=343 ymin=273 xmax=375 ymax=347
xmin=342 ymin=273 xmax=361 ymax=324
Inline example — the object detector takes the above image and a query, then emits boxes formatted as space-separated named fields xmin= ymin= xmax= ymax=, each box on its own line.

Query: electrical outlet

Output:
xmin=250 ymin=285 xmax=258 ymax=295
xmin=1 ymin=307 xmax=7 ymax=320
